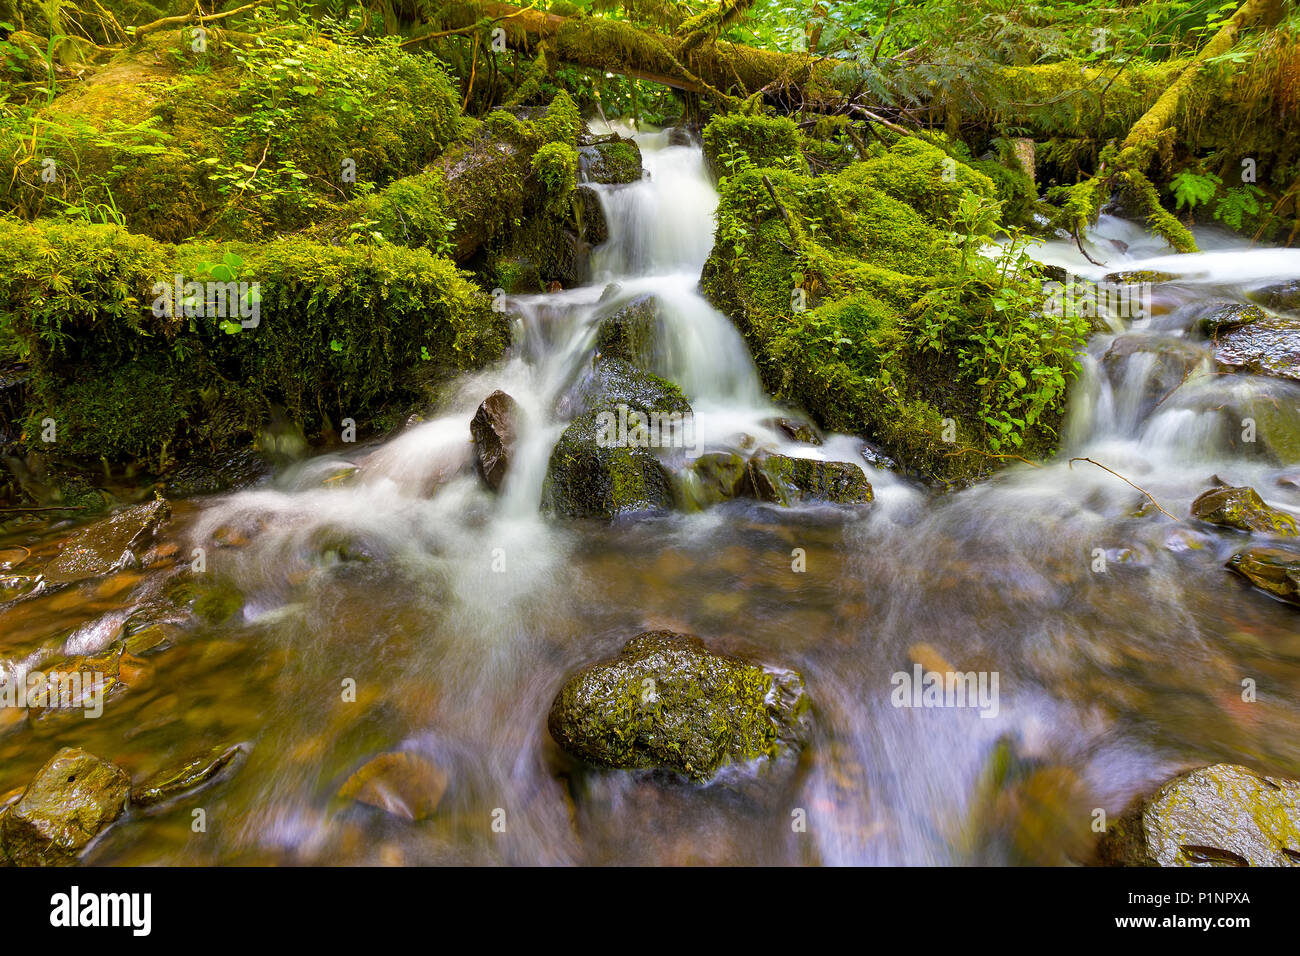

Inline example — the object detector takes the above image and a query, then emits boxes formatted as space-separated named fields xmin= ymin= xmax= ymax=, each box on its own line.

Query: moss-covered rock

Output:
xmin=547 ymin=630 xmax=810 ymax=782
xmin=701 ymin=128 xmax=1084 ymax=484
xmin=1190 ymin=485 xmax=1298 ymax=536
xmin=0 ymin=27 xmax=471 ymax=242
xmin=542 ymin=411 xmax=675 ymax=519
xmin=1226 ymin=547 xmax=1300 ymax=606
xmin=579 ymin=135 xmax=643 ymax=184
xmin=1097 ymin=764 xmax=1300 ymax=866
xmin=1195 ymin=302 xmax=1268 ymax=337
xmin=0 ymin=748 xmax=129 ymax=865
xmin=745 ymin=450 xmax=874 ymax=506
xmin=677 ymin=451 xmax=749 ymax=510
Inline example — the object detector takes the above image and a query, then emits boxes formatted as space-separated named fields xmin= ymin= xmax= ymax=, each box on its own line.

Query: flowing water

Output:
xmin=3 ymin=132 xmax=1300 ymax=865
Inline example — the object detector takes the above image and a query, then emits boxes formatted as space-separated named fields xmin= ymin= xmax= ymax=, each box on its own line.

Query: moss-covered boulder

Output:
xmin=745 ymin=451 xmax=874 ymax=506
xmin=700 ymin=117 xmax=1085 ymax=485
xmin=1226 ymin=547 xmax=1300 ymax=606
xmin=0 ymin=28 xmax=471 ymax=242
xmin=1097 ymin=764 xmax=1300 ymax=866
xmin=0 ymin=748 xmax=129 ymax=865
xmin=578 ymin=135 xmax=643 ymax=184
xmin=1191 ymin=485 xmax=1298 ymax=536
xmin=701 ymin=112 xmax=803 ymax=180
xmin=542 ymin=411 xmax=676 ymax=519
xmin=558 ymin=358 xmax=690 ymax=421
xmin=547 ymin=630 xmax=810 ymax=782
xmin=41 ymin=499 xmax=170 ymax=586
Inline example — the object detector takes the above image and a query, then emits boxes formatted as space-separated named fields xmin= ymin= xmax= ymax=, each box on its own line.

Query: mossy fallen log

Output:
xmin=0 ymin=218 xmax=509 ymax=465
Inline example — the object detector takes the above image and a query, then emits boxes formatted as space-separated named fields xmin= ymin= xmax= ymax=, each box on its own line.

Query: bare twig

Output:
xmin=1068 ymin=456 xmax=1176 ymax=518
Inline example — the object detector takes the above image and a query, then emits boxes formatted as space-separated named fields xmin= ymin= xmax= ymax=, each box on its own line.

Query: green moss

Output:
xmin=701 ymin=112 xmax=802 ymax=179
xmin=0 ymin=218 xmax=509 ymax=463
xmin=547 ymin=630 xmax=809 ymax=781
xmin=703 ymin=137 xmax=1087 ymax=484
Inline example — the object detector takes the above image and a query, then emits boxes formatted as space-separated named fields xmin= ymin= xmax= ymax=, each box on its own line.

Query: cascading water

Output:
xmin=3 ymin=135 xmax=1300 ymax=866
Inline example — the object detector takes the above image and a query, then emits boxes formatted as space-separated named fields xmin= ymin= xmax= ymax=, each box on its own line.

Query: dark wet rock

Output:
xmin=764 ymin=416 xmax=824 ymax=446
xmin=547 ymin=630 xmax=810 ymax=782
xmin=1226 ymin=547 xmax=1300 ymax=606
xmin=559 ymin=358 xmax=691 ymax=421
xmin=1248 ymin=279 xmax=1300 ymax=314
xmin=1101 ymin=335 xmax=1204 ymax=418
xmin=1213 ymin=317 xmax=1300 ymax=383
xmin=595 ymin=294 xmax=663 ymax=369
xmin=131 ymin=744 xmax=244 ymax=807
xmin=666 ymin=125 xmax=695 ymax=148
xmin=161 ymin=449 xmax=268 ymax=497
xmin=470 ymin=390 xmax=520 ymax=493
xmin=575 ymin=184 xmax=608 ymax=247
xmin=1097 ymin=764 xmax=1300 ymax=866
xmin=543 ymin=411 xmax=675 ymax=519
xmin=598 ymin=282 xmax=623 ymax=303
xmin=41 ymin=499 xmax=170 ymax=587
xmin=860 ymin=440 xmax=898 ymax=471
xmin=0 ymin=573 xmax=41 ymax=603
xmin=337 ymin=751 xmax=448 ymax=821
xmin=578 ymin=136 xmax=643 ymax=185
xmin=1195 ymin=302 xmax=1268 ymax=337
xmin=0 ymin=748 xmax=129 ymax=866
xmin=745 ymin=451 xmax=873 ymax=506
xmin=678 ymin=452 xmax=749 ymax=509
xmin=1190 ymin=485 xmax=1297 ymax=536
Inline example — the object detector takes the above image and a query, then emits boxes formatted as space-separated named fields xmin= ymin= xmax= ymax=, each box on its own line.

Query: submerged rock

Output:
xmin=0 ymin=748 xmax=129 ymax=865
xmin=1097 ymin=764 xmax=1300 ymax=866
xmin=547 ymin=630 xmax=809 ymax=782
xmin=41 ymin=499 xmax=170 ymax=587
xmin=1190 ymin=485 xmax=1298 ymax=535
xmin=745 ymin=451 xmax=873 ymax=506
xmin=1101 ymin=335 xmax=1204 ymax=419
xmin=470 ymin=390 xmax=520 ymax=492
xmin=1226 ymin=547 xmax=1300 ymax=606
xmin=337 ymin=751 xmax=448 ymax=821
xmin=131 ymin=744 xmax=245 ymax=807
xmin=679 ymin=452 xmax=749 ymax=509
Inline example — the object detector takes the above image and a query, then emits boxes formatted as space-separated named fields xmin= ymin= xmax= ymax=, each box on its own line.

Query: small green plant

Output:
xmin=1170 ymin=169 xmax=1222 ymax=211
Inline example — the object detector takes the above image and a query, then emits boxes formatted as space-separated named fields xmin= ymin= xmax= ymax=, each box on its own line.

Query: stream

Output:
xmin=3 ymin=129 xmax=1300 ymax=866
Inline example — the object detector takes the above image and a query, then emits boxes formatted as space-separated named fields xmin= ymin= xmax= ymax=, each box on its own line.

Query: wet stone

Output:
xmin=1097 ymin=764 xmax=1300 ymax=866
xmin=0 ymin=748 xmax=129 ymax=866
xmin=41 ymin=499 xmax=170 ymax=588
xmin=337 ymin=751 xmax=448 ymax=821
xmin=131 ymin=744 xmax=245 ymax=807
xmin=1190 ymin=485 xmax=1298 ymax=536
